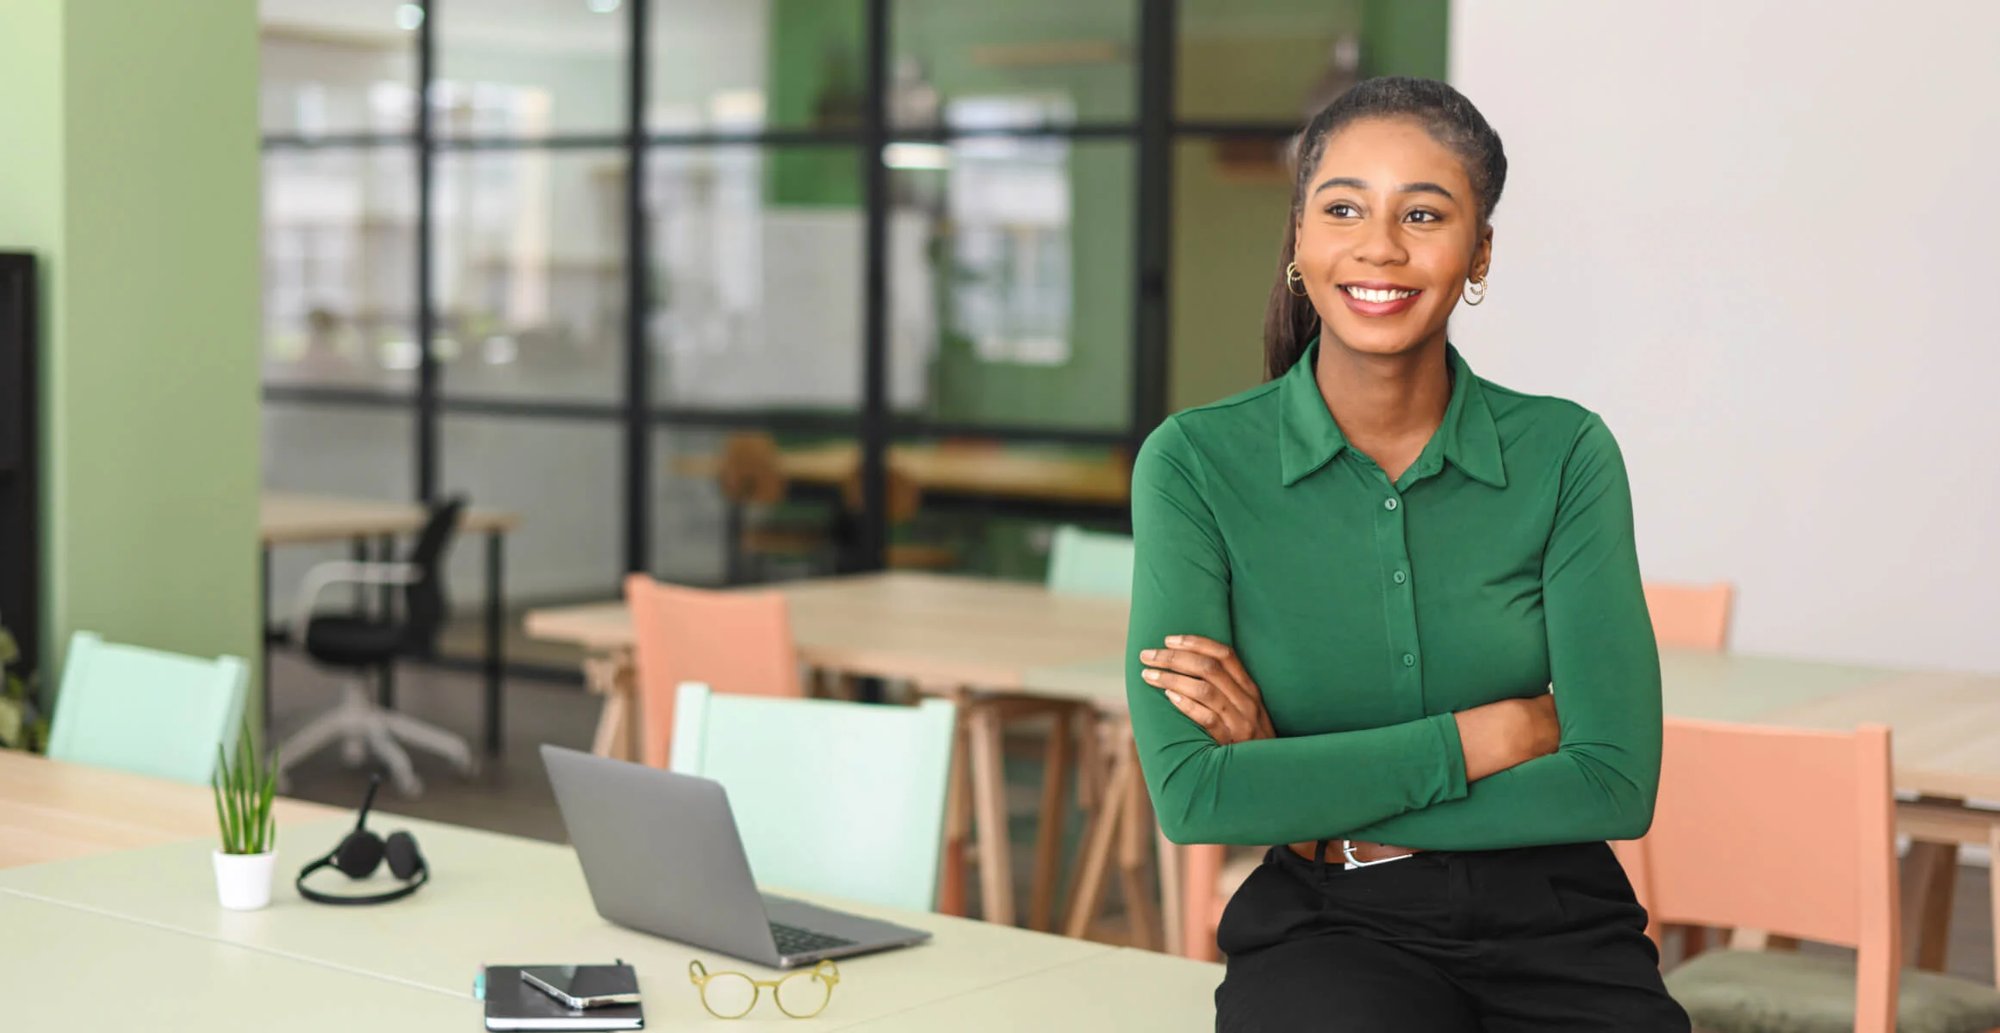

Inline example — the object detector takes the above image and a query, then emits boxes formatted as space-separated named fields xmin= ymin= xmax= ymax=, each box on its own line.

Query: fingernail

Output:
xmin=1140 ymin=649 xmax=1157 ymax=661
xmin=1166 ymin=691 xmax=1182 ymax=704
xmin=1143 ymin=670 xmax=1159 ymax=681
xmin=1166 ymin=636 xmax=1185 ymax=646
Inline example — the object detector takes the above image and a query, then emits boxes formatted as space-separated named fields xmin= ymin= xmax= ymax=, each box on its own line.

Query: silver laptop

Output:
xmin=541 ymin=744 xmax=933 ymax=969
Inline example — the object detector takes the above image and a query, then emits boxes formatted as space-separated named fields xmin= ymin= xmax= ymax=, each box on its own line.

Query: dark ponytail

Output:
xmin=1261 ymin=76 xmax=1509 ymax=381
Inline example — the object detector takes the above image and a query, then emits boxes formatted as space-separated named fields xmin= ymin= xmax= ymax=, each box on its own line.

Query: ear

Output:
xmin=1470 ymin=223 xmax=1495 ymax=281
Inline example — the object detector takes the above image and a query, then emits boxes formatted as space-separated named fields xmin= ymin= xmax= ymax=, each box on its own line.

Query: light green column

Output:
xmin=0 ymin=0 xmax=262 ymax=713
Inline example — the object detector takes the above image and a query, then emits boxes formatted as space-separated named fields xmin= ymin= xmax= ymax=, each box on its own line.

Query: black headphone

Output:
xmin=296 ymin=775 xmax=429 ymax=906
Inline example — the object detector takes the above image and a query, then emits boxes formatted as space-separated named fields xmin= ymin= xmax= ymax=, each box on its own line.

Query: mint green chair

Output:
xmin=46 ymin=632 xmax=249 ymax=785
xmin=1046 ymin=524 xmax=1136 ymax=599
xmin=670 ymin=682 xmax=956 ymax=912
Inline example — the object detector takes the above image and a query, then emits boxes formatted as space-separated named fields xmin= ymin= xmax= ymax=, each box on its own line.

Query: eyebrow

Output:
xmin=1311 ymin=176 xmax=1457 ymax=201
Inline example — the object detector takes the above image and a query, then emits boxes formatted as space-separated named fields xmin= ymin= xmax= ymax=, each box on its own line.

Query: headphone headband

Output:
xmin=295 ymin=775 xmax=430 ymax=907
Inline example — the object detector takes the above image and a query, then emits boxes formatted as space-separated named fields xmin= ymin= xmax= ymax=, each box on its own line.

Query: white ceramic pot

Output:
xmin=212 ymin=849 xmax=277 ymax=911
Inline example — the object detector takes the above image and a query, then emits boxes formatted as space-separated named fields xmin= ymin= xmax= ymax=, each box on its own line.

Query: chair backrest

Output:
xmin=400 ymin=495 xmax=466 ymax=653
xmin=46 ymin=631 xmax=250 ymax=785
xmin=1643 ymin=580 xmax=1734 ymax=651
xmin=1046 ymin=524 xmax=1136 ymax=599
xmin=625 ymin=574 xmax=804 ymax=769
xmin=1617 ymin=718 xmax=1898 ymax=1032
xmin=670 ymin=681 xmax=956 ymax=912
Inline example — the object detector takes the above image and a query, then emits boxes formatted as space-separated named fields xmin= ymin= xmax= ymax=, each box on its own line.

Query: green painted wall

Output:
xmin=0 ymin=0 xmax=263 ymax=712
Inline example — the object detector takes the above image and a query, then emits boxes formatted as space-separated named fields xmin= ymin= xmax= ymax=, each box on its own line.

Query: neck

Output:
xmin=1313 ymin=334 xmax=1453 ymax=452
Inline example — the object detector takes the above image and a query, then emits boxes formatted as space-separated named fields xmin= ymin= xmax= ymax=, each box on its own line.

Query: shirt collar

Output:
xmin=1277 ymin=337 xmax=1508 ymax=489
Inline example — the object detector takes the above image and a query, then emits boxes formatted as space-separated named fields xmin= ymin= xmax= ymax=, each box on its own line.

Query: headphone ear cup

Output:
xmin=334 ymin=831 xmax=386 ymax=878
xmin=383 ymin=830 xmax=425 ymax=881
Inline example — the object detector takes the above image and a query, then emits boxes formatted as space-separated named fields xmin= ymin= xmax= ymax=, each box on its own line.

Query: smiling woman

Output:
xmin=1126 ymin=78 xmax=1690 ymax=1031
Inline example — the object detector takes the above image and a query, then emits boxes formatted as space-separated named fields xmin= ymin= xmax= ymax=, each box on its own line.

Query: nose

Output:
xmin=1351 ymin=215 xmax=1408 ymax=267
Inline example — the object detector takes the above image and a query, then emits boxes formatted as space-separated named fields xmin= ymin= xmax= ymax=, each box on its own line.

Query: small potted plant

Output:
xmin=211 ymin=726 xmax=279 ymax=910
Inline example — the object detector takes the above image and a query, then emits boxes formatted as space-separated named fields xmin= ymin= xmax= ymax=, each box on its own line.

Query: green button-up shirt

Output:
xmin=1127 ymin=339 xmax=1661 ymax=849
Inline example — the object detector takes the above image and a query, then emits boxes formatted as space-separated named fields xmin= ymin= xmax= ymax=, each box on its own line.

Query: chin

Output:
xmin=1322 ymin=319 xmax=1433 ymax=358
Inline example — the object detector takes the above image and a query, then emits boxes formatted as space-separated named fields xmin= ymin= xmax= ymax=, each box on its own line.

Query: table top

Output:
xmin=261 ymin=490 xmax=520 ymax=546
xmin=674 ymin=442 xmax=1131 ymax=507
xmin=0 ymin=750 xmax=342 ymax=869
xmin=526 ymin=572 xmax=1131 ymax=692
xmin=0 ymin=811 xmax=1220 ymax=1030
xmin=2 ymin=893 xmax=475 ymax=1031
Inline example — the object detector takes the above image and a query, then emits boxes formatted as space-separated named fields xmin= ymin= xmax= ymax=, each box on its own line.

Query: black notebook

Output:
xmin=482 ymin=964 xmax=644 ymax=1031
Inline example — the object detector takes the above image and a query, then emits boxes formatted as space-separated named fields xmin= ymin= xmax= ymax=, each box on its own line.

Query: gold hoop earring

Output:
xmin=1462 ymin=275 xmax=1488 ymax=306
xmin=1285 ymin=261 xmax=1309 ymax=298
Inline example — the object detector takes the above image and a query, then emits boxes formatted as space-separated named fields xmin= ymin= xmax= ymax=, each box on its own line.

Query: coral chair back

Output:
xmin=624 ymin=574 xmax=803 ymax=769
xmin=1643 ymin=581 xmax=1734 ymax=651
xmin=1617 ymin=718 xmax=1899 ymax=1032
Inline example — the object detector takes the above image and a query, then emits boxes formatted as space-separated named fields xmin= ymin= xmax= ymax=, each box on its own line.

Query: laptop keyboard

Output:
xmin=770 ymin=921 xmax=856 ymax=957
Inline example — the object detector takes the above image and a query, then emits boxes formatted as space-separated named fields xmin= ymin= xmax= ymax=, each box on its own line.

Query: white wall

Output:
xmin=1449 ymin=1 xmax=2000 ymax=673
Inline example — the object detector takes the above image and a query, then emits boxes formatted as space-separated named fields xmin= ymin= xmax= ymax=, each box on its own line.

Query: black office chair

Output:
xmin=277 ymin=497 xmax=474 ymax=796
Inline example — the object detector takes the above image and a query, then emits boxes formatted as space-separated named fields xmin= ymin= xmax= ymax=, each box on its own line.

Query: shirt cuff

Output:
xmin=1428 ymin=711 xmax=1470 ymax=804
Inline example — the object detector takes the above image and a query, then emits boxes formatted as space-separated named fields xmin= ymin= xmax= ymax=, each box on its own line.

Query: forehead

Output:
xmin=1311 ymin=116 xmax=1472 ymax=195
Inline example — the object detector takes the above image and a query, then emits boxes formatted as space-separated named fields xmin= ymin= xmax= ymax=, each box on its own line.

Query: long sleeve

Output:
xmin=1127 ymin=418 xmax=1472 ymax=846
xmin=1343 ymin=414 xmax=1662 ymax=849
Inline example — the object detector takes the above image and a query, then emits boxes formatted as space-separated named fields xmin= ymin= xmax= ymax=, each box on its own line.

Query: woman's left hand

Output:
xmin=1140 ymin=635 xmax=1276 ymax=746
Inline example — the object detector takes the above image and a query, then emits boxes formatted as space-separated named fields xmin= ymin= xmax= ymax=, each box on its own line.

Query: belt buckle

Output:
xmin=1340 ymin=839 xmax=1411 ymax=871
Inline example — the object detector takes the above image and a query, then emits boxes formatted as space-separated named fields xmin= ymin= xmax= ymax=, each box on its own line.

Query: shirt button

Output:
xmin=1393 ymin=570 xmax=1407 ymax=585
xmin=1383 ymin=498 xmax=1399 ymax=511
xmin=1402 ymin=653 xmax=1416 ymax=667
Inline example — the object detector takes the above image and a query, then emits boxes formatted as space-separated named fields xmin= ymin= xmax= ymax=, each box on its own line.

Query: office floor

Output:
xmin=268 ymin=652 xmax=1999 ymax=983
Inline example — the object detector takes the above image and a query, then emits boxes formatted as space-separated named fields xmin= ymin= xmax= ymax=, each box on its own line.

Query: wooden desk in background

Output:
xmin=259 ymin=492 xmax=520 ymax=754
xmin=525 ymin=573 xmax=1139 ymax=938
xmin=0 ymin=750 xmax=341 ymax=869
xmin=671 ymin=442 xmax=1132 ymax=508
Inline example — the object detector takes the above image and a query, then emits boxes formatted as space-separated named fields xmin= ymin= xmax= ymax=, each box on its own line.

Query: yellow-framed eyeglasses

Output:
xmin=688 ymin=959 xmax=841 ymax=1019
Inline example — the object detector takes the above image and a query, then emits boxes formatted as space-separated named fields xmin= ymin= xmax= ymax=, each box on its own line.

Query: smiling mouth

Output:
xmin=1340 ymin=285 xmax=1422 ymax=302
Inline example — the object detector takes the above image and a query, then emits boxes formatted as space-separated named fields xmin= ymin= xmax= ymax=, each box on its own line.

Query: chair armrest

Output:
xmin=292 ymin=561 xmax=423 ymax=639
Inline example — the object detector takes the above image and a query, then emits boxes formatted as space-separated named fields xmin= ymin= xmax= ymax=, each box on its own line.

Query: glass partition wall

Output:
xmin=259 ymin=0 xmax=1443 ymax=665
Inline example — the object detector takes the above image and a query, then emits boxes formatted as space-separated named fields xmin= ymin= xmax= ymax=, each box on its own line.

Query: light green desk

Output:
xmin=857 ymin=947 xmax=1223 ymax=1032
xmin=1 ymin=893 xmax=475 ymax=1031
xmin=0 ymin=815 xmax=1220 ymax=1030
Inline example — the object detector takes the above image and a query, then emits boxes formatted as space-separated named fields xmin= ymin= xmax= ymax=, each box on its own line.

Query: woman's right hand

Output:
xmin=1453 ymin=693 xmax=1560 ymax=782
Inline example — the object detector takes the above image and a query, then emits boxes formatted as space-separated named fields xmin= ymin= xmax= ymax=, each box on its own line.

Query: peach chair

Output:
xmin=1644 ymin=580 xmax=1735 ymax=651
xmin=1617 ymin=719 xmax=2000 ymax=1033
xmin=624 ymin=574 xmax=804 ymax=769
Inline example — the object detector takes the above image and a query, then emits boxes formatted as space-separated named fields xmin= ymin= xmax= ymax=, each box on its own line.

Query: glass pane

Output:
xmin=434 ymin=0 xmax=627 ymax=138
xmin=1169 ymin=138 xmax=1285 ymax=411
xmin=647 ymin=146 xmax=863 ymax=413
xmin=433 ymin=149 xmax=627 ymax=403
xmin=263 ymin=147 xmax=419 ymax=390
xmin=260 ymin=0 xmax=419 ymax=134
xmin=890 ymin=0 xmax=1137 ymax=131
xmin=655 ymin=427 xmax=864 ymax=587
xmin=888 ymin=140 xmax=1133 ymax=432
xmin=877 ymin=436 xmax=1133 ymax=581
xmin=1177 ymin=0 xmax=1363 ymax=123
xmin=440 ymin=416 xmax=623 ymax=611
xmin=648 ymin=0 xmax=865 ymax=133
xmin=261 ymin=402 xmax=416 ymax=607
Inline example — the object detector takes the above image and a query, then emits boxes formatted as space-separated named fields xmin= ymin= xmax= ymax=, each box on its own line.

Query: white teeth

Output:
xmin=1343 ymin=286 xmax=1419 ymax=303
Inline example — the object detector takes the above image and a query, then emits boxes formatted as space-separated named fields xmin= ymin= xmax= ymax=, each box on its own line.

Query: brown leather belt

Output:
xmin=1287 ymin=838 xmax=1423 ymax=865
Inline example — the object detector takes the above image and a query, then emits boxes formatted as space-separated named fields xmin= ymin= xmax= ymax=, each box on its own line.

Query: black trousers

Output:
xmin=1215 ymin=840 xmax=1691 ymax=1031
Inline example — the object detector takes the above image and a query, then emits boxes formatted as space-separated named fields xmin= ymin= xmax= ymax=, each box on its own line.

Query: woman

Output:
xmin=1127 ymin=77 xmax=1689 ymax=1030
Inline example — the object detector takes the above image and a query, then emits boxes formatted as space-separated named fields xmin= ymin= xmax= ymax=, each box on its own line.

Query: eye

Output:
xmin=1405 ymin=209 xmax=1441 ymax=224
xmin=1324 ymin=202 xmax=1360 ymax=219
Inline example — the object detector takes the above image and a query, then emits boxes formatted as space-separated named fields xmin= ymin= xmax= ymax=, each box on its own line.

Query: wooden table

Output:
xmin=673 ymin=442 xmax=1132 ymax=508
xmin=260 ymin=491 xmax=520 ymax=754
xmin=0 ymin=753 xmax=1224 ymax=1031
xmin=526 ymin=573 xmax=1132 ymax=934
xmin=0 ymin=750 xmax=341 ymax=869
